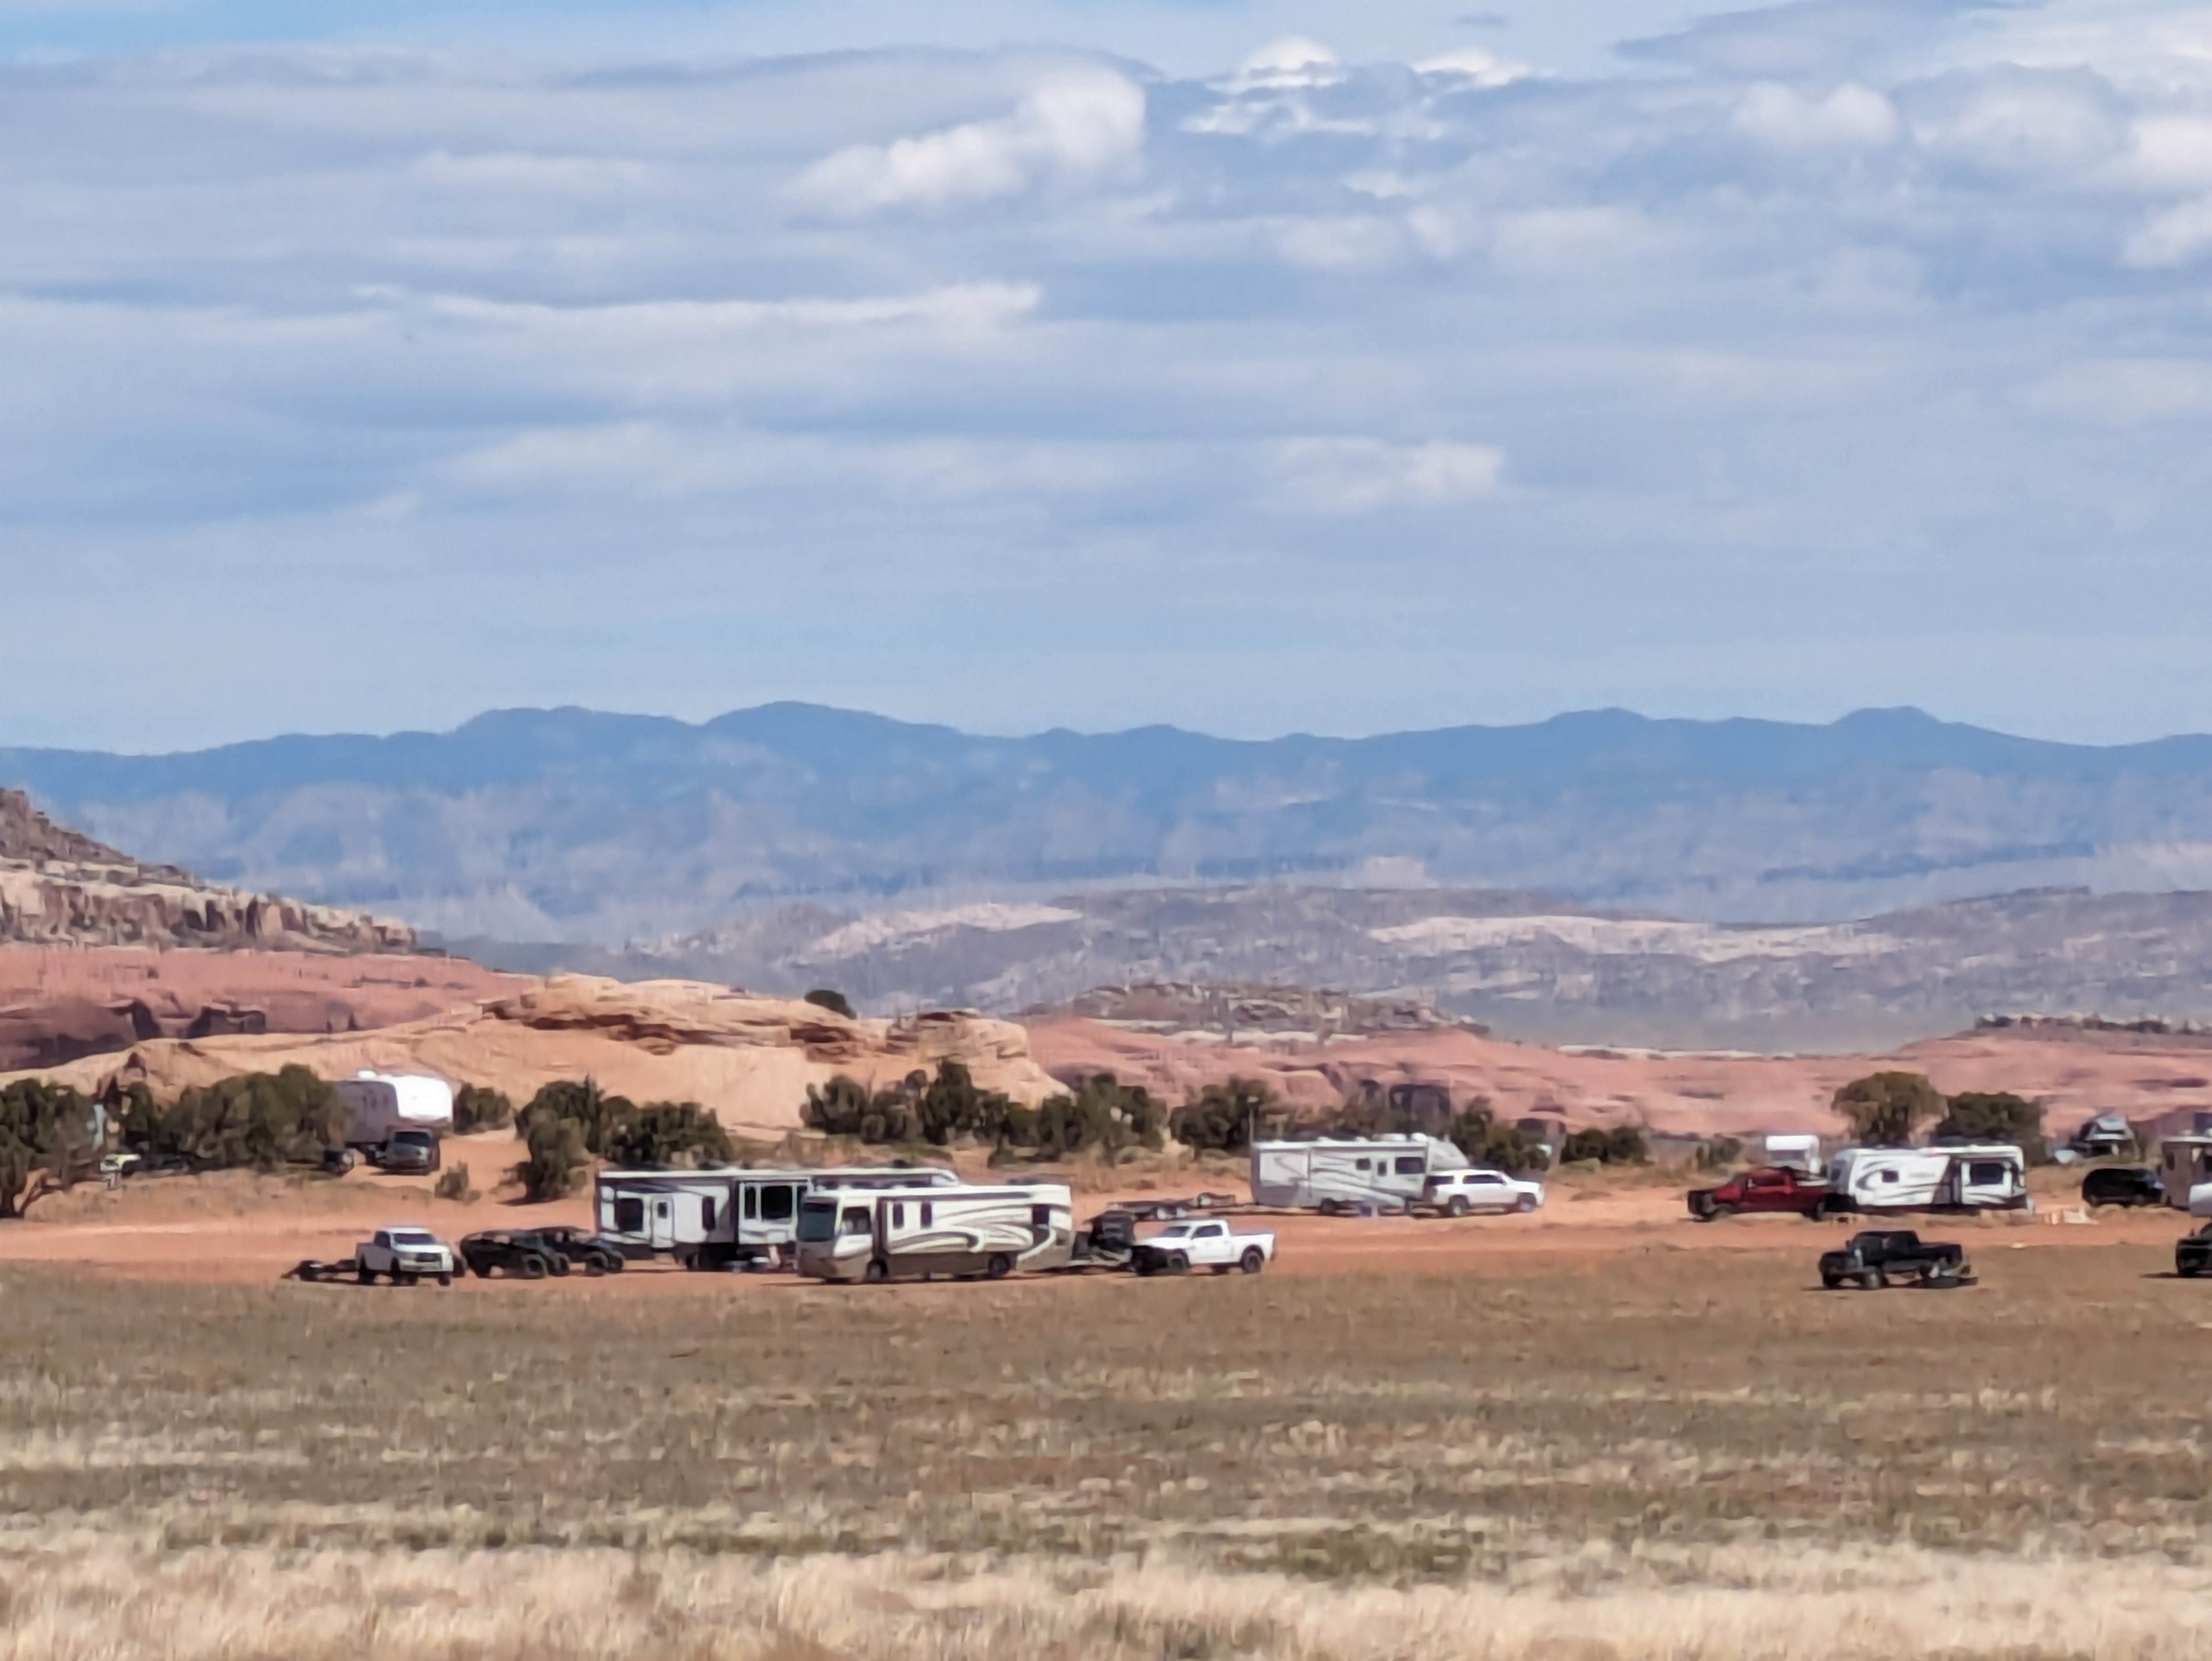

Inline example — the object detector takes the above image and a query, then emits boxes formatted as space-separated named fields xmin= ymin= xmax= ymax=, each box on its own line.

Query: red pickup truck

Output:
xmin=1686 ymin=1166 xmax=1831 ymax=1220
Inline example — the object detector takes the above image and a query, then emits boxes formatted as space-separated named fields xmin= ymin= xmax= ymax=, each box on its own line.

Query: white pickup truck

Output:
xmin=355 ymin=1226 xmax=456 ymax=1286
xmin=1129 ymin=1218 xmax=1275 ymax=1276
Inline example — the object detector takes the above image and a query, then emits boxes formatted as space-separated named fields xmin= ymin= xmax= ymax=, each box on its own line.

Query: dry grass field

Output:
xmin=7 ymin=1237 xmax=2212 ymax=1659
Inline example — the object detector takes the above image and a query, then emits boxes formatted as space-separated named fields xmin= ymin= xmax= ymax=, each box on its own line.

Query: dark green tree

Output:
xmin=1170 ymin=1077 xmax=1277 ymax=1153
xmin=1934 ymin=1091 xmax=2048 ymax=1163
xmin=513 ymin=1115 xmax=589 ymax=1201
xmin=0 ymin=1079 xmax=95 ymax=1218
xmin=1833 ymin=1072 xmax=1944 ymax=1148
xmin=453 ymin=1085 xmax=514 ymax=1136
xmin=602 ymin=1101 xmax=734 ymax=1168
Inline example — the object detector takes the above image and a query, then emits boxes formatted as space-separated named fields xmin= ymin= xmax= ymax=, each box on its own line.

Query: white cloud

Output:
xmin=2124 ymin=193 xmax=2212 ymax=265
xmin=1271 ymin=439 xmax=1505 ymax=513
xmin=1736 ymin=83 xmax=1899 ymax=150
xmin=1412 ymin=47 xmax=1530 ymax=88
xmin=788 ymin=68 xmax=1145 ymax=217
xmin=1232 ymin=36 xmax=1342 ymax=91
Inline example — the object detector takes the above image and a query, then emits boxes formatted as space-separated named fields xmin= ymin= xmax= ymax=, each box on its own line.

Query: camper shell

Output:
xmin=1249 ymin=1134 xmax=1470 ymax=1213
xmin=595 ymin=1164 xmax=959 ymax=1269
xmin=2159 ymin=1136 xmax=2212 ymax=1211
xmin=1825 ymin=1144 xmax=2028 ymax=1215
xmin=795 ymin=1182 xmax=1074 ymax=1283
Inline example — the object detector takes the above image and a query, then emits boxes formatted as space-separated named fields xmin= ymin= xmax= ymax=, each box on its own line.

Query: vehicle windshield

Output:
xmin=388 ymin=1230 xmax=436 ymax=1247
xmin=796 ymin=1201 xmax=837 ymax=1243
xmin=1152 ymin=1223 xmax=1191 ymax=1239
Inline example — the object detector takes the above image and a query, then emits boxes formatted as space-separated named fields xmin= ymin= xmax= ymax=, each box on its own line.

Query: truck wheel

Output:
xmin=1515 ymin=1194 xmax=1537 ymax=1214
xmin=1821 ymin=1275 xmax=1841 ymax=1290
xmin=437 ymin=1273 xmax=452 ymax=1288
xmin=357 ymin=1265 xmax=374 ymax=1285
xmin=985 ymin=1253 xmax=1012 ymax=1280
xmin=2182 ymin=1262 xmax=2201 ymax=1279
xmin=1166 ymin=1252 xmax=1189 ymax=1276
xmin=1858 ymin=1270 xmax=1882 ymax=1291
xmin=398 ymin=1272 xmax=418 ymax=1287
xmin=863 ymin=1257 xmax=889 ymax=1285
xmin=520 ymin=1256 xmax=547 ymax=1280
xmin=1448 ymin=1197 xmax=1471 ymax=1218
xmin=1239 ymin=1247 xmax=1264 ymax=1275
xmin=1709 ymin=1203 xmax=1736 ymax=1219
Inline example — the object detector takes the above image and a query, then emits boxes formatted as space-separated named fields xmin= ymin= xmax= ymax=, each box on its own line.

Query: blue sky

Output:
xmin=7 ymin=0 xmax=2212 ymax=750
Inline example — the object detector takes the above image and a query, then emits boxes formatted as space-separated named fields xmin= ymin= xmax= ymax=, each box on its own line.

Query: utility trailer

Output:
xmin=1249 ymin=1134 xmax=1469 ymax=1214
xmin=795 ymin=1182 xmax=1074 ymax=1283
xmin=594 ymin=1164 xmax=958 ymax=1269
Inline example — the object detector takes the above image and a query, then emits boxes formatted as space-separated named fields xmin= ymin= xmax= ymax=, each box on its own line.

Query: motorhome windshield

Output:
xmin=796 ymin=1200 xmax=837 ymax=1243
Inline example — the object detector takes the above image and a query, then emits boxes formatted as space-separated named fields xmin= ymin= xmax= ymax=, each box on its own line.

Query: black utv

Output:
xmin=1819 ymin=1229 xmax=1974 ymax=1290
xmin=520 ymin=1226 xmax=625 ymax=1275
xmin=458 ymin=1230 xmax=567 ymax=1280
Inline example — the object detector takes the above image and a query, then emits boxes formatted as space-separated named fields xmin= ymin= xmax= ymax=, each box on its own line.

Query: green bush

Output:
xmin=514 ymin=1117 xmax=588 ymax=1202
xmin=514 ymin=1077 xmax=732 ymax=1174
xmin=130 ymin=1065 xmax=347 ymax=1174
xmin=1935 ymin=1091 xmax=2049 ymax=1163
xmin=1694 ymin=1135 xmax=1744 ymax=1172
xmin=1558 ymin=1124 xmax=1650 ymax=1166
xmin=433 ymin=1164 xmax=477 ymax=1202
xmin=1833 ymin=1072 xmax=1943 ymax=1148
xmin=0 ymin=1078 xmax=98 ymax=1219
xmin=1171 ymin=1077 xmax=1277 ymax=1154
xmin=453 ymin=1085 xmax=514 ymax=1136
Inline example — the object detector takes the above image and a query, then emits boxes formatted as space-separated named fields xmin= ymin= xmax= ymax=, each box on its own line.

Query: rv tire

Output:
xmin=863 ymin=1257 xmax=888 ymax=1285
xmin=1240 ymin=1247 xmax=1264 ymax=1275
xmin=1317 ymin=1199 xmax=1339 ymax=1217
xmin=1448 ymin=1197 xmax=1471 ymax=1218
xmin=985 ymin=1253 xmax=1012 ymax=1280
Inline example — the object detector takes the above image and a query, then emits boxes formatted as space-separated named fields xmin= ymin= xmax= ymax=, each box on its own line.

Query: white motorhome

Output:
xmin=1249 ymin=1134 xmax=1470 ymax=1214
xmin=795 ymin=1183 xmax=1074 ymax=1282
xmin=595 ymin=1165 xmax=958 ymax=1269
xmin=333 ymin=1071 xmax=454 ymax=1152
xmin=2158 ymin=1135 xmax=2212 ymax=1211
xmin=1826 ymin=1144 xmax=2028 ymax=1214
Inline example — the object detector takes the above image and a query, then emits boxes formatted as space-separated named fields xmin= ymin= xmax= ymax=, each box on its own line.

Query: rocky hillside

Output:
xmin=18 ymin=703 xmax=2212 ymax=941
xmin=0 ymin=788 xmax=414 ymax=953
xmin=588 ymin=885 xmax=2212 ymax=1053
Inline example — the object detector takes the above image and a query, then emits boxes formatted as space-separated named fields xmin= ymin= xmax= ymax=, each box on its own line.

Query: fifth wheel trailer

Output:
xmin=795 ymin=1183 xmax=1075 ymax=1282
xmin=1249 ymin=1134 xmax=1470 ymax=1213
xmin=595 ymin=1165 xmax=958 ymax=1268
xmin=333 ymin=1071 xmax=453 ymax=1152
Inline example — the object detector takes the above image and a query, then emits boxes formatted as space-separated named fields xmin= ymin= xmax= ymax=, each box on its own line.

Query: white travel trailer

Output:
xmin=595 ymin=1164 xmax=958 ymax=1269
xmin=333 ymin=1071 xmax=453 ymax=1151
xmin=1825 ymin=1144 xmax=2029 ymax=1214
xmin=795 ymin=1182 xmax=1074 ymax=1282
xmin=1249 ymin=1134 xmax=1470 ymax=1214
xmin=2158 ymin=1136 xmax=2212 ymax=1211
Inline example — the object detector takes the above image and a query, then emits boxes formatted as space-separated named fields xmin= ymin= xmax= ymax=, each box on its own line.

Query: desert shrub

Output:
xmin=1171 ymin=1078 xmax=1277 ymax=1154
xmin=1559 ymin=1125 xmax=1650 ymax=1165
xmin=803 ymin=1073 xmax=921 ymax=1143
xmin=1935 ymin=1091 xmax=2049 ymax=1163
xmin=433 ymin=1164 xmax=478 ymax=1202
xmin=513 ymin=1116 xmax=589 ymax=1201
xmin=517 ymin=1079 xmax=632 ymax=1156
xmin=135 ymin=1066 xmax=347 ymax=1174
xmin=1028 ymin=1074 xmax=1167 ymax=1159
xmin=803 ymin=988 xmax=856 ymax=1019
xmin=0 ymin=1079 xmax=97 ymax=1219
xmin=453 ymin=1085 xmax=514 ymax=1135
xmin=602 ymin=1101 xmax=733 ymax=1168
xmin=1833 ymin=1071 xmax=1944 ymax=1147
xmin=1694 ymin=1135 xmax=1745 ymax=1172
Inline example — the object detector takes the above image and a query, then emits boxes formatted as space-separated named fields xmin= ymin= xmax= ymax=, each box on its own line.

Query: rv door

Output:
xmin=650 ymin=1196 xmax=675 ymax=1251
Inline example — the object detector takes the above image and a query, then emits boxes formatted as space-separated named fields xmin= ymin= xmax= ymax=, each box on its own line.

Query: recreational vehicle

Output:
xmin=1249 ymin=1134 xmax=1470 ymax=1213
xmin=1825 ymin=1144 xmax=2028 ymax=1215
xmin=334 ymin=1071 xmax=453 ymax=1154
xmin=2159 ymin=1136 xmax=2212 ymax=1211
xmin=594 ymin=1165 xmax=959 ymax=1269
xmin=794 ymin=1182 xmax=1074 ymax=1282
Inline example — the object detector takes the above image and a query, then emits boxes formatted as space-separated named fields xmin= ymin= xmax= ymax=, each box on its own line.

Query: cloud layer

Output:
xmin=5 ymin=2 xmax=2212 ymax=748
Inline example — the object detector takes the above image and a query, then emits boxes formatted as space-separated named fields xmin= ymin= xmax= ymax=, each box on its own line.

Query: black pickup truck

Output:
xmin=2177 ymin=1228 xmax=2212 ymax=1278
xmin=1819 ymin=1229 xmax=1974 ymax=1290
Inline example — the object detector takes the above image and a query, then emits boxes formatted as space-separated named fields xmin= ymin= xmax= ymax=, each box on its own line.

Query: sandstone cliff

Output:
xmin=4 ymin=975 xmax=1059 ymax=1134
xmin=0 ymin=789 xmax=413 ymax=953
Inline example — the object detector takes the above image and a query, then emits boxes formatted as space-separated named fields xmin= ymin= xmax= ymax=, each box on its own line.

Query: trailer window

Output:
xmin=742 ymin=1186 xmax=758 ymax=1220
xmin=1880 ymin=1171 xmax=1899 ymax=1184
xmin=1031 ymin=1205 xmax=1052 ymax=1228
xmin=892 ymin=1203 xmax=906 ymax=1229
xmin=1394 ymin=1156 xmax=1423 ymax=1174
xmin=1968 ymin=1161 xmax=2011 ymax=1186
xmin=920 ymin=1202 xmax=933 ymax=1228
xmin=761 ymin=1185 xmax=795 ymax=1222
xmin=1355 ymin=1157 xmax=1370 ymax=1172
xmin=614 ymin=1197 xmax=644 ymax=1233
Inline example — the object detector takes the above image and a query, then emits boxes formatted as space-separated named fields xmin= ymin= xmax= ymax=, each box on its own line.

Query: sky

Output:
xmin=9 ymin=0 xmax=2212 ymax=751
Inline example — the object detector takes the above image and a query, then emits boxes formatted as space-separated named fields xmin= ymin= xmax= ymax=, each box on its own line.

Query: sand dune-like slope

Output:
xmin=4 ymin=975 xmax=1059 ymax=1134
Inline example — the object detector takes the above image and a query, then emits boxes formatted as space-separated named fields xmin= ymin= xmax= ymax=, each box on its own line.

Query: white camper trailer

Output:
xmin=1826 ymin=1144 xmax=2028 ymax=1214
xmin=333 ymin=1071 xmax=453 ymax=1152
xmin=1763 ymin=1134 xmax=1825 ymax=1177
xmin=595 ymin=1165 xmax=959 ymax=1269
xmin=794 ymin=1182 xmax=1074 ymax=1282
xmin=2159 ymin=1136 xmax=2212 ymax=1211
xmin=1249 ymin=1134 xmax=1470 ymax=1214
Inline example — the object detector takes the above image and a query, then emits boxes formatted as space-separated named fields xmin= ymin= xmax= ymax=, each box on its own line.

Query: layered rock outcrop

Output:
xmin=0 ymin=789 xmax=413 ymax=952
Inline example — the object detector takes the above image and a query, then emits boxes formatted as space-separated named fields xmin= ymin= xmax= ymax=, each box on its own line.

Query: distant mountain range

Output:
xmin=7 ymin=703 xmax=2212 ymax=944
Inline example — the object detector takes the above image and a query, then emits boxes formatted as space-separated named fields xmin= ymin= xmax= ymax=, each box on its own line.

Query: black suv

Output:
xmin=458 ymin=1230 xmax=566 ymax=1280
xmin=521 ymin=1227 xmax=625 ymax=1275
xmin=2081 ymin=1166 xmax=2164 ymax=1208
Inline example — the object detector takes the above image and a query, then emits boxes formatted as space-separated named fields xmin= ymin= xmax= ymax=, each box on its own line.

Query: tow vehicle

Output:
xmin=1818 ymin=1229 xmax=1973 ymax=1290
xmin=1418 ymin=1168 xmax=1545 ymax=1216
xmin=1130 ymin=1219 xmax=1275 ymax=1276
xmin=1687 ymin=1166 xmax=1831 ymax=1221
xmin=354 ymin=1225 xmax=457 ymax=1285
